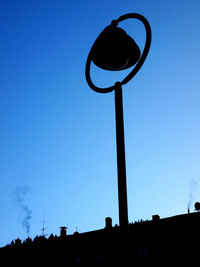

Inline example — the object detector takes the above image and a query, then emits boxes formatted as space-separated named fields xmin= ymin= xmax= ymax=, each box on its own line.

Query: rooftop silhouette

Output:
xmin=1 ymin=208 xmax=200 ymax=266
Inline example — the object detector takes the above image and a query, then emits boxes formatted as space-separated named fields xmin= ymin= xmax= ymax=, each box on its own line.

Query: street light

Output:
xmin=85 ymin=13 xmax=151 ymax=228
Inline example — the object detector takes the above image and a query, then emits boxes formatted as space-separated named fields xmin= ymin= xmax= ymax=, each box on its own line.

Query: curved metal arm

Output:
xmin=85 ymin=13 xmax=152 ymax=93
xmin=117 ymin=13 xmax=152 ymax=85
xmin=85 ymin=51 xmax=115 ymax=93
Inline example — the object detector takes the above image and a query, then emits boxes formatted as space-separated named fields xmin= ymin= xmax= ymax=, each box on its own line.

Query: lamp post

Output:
xmin=85 ymin=13 xmax=151 ymax=228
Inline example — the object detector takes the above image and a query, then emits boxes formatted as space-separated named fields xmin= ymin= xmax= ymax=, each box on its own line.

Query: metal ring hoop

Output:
xmin=85 ymin=13 xmax=152 ymax=94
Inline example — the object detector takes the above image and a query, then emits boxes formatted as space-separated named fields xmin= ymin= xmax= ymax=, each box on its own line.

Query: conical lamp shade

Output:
xmin=91 ymin=26 xmax=141 ymax=71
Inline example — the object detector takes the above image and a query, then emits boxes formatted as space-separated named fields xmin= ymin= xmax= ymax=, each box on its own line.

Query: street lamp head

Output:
xmin=90 ymin=25 xmax=141 ymax=71
xmin=85 ymin=13 xmax=151 ymax=93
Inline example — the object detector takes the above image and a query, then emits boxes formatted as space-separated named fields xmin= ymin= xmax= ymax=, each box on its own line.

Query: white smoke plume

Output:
xmin=13 ymin=185 xmax=32 ymax=236
xmin=187 ymin=178 xmax=198 ymax=210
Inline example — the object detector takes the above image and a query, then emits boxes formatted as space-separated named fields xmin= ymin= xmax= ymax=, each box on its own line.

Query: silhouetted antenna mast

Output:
xmin=41 ymin=216 xmax=48 ymax=237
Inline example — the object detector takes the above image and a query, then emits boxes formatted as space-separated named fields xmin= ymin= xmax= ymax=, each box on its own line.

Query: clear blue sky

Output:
xmin=1 ymin=0 xmax=200 ymax=247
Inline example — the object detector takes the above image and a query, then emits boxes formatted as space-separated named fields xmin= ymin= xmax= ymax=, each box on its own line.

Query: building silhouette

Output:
xmin=1 ymin=210 xmax=200 ymax=266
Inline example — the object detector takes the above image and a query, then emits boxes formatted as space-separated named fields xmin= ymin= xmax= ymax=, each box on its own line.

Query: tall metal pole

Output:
xmin=114 ymin=82 xmax=128 ymax=228
xmin=85 ymin=13 xmax=151 ymax=229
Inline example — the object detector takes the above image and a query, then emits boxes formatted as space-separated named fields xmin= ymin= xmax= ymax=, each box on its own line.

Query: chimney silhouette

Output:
xmin=60 ymin=226 xmax=67 ymax=237
xmin=152 ymin=215 xmax=160 ymax=222
xmin=105 ymin=217 xmax=112 ymax=229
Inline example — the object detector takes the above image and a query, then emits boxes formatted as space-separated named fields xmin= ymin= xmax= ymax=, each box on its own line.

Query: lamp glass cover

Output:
xmin=91 ymin=26 xmax=141 ymax=71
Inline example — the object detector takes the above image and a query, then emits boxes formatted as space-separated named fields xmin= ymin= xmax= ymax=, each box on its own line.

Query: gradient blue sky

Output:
xmin=1 ymin=0 xmax=200 ymax=247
